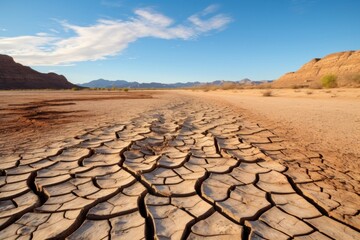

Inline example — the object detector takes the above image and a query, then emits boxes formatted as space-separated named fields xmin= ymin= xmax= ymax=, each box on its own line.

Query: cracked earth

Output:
xmin=0 ymin=93 xmax=359 ymax=239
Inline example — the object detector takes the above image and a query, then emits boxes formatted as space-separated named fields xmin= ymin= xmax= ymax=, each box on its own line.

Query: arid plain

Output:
xmin=0 ymin=89 xmax=359 ymax=239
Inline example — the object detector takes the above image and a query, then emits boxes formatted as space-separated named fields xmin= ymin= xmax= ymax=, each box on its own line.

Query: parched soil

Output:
xmin=0 ymin=90 xmax=155 ymax=154
xmin=0 ymin=90 xmax=359 ymax=239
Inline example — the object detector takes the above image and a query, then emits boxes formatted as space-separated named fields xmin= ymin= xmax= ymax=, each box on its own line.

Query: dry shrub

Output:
xmin=221 ymin=82 xmax=238 ymax=90
xmin=321 ymin=74 xmax=338 ymax=88
xmin=262 ymin=90 xmax=273 ymax=97
xmin=306 ymin=91 xmax=313 ymax=95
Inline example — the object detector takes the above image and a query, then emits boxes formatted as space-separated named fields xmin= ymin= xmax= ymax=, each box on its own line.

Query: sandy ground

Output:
xmin=184 ymin=88 xmax=360 ymax=171
xmin=1 ymin=89 xmax=358 ymax=170
xmin=0 ymin=90 xmax=169 ymax=155
xmin=0 ymin=89 xmax=359 ymax=239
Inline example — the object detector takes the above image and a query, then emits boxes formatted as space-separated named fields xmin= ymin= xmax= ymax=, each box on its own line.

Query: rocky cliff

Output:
xmin=0 ymin=55 xmax=78 ymax=89
xmin=273 ymin=50 xmax=360 ymax=88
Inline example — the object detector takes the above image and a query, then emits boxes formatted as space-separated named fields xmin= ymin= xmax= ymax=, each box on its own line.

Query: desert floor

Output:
xmin=0 ymin=89 xmax=359 ymax=239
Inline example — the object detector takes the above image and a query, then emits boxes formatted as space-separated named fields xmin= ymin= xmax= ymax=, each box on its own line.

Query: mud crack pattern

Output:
xmin=0 ymin=99 xmax=359 ymax=239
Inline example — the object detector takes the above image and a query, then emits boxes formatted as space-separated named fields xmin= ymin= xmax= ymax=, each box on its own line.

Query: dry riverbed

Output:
xmin=0 ymin=89 xmax=359 ymax=239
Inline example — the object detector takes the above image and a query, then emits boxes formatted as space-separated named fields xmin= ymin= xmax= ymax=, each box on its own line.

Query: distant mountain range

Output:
xmin=79 ymin=78 xmax=272 ymax=89
xmin=0 ymin=53 xmax=273 ymax=90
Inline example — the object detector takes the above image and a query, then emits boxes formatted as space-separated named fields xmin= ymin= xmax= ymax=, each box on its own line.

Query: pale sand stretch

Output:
xmin=184 ymin=88 xmax=360 ymax=171
xmin=0 ymin=90 xmax=359 ymax=239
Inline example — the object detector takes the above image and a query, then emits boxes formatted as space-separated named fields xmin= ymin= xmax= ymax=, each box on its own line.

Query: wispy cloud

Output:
xmin=49 ymin=28 xmax=60 ymax=34
xmin=201 ymin=4 xmax=220 ymax=15
xmin=0 ymin=6 xmax=231 ymax=66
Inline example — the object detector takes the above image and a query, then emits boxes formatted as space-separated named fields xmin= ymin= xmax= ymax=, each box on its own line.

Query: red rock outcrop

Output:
xmin=273 ymin=50 xmax=360 ymax=88
xmin=0 ymin=54 xmax=79 ymax=89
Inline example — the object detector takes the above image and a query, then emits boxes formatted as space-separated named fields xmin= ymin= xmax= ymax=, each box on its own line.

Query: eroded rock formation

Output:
xmin=273 ymin=50 xmax=360 ymax=88
xmin=0 ymin=54 xmax=78 ymax=89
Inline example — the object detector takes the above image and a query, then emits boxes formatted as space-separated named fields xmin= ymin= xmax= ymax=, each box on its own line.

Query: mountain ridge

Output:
xmin=0 ymin=54 xmax=79 ymax=89
xmin=273 ymin=50 xmax=360 ymax=88
xmin=79 ymin=78 xmax=272 ymax=89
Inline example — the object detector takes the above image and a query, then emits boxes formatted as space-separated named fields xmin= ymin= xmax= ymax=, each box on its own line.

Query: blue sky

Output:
xmin=0 ymin=0 xmax=359 ymax=84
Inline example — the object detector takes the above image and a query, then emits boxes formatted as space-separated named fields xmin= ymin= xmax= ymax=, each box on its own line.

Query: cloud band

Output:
xmin=0 ymin=6 xmax=231 ymax=66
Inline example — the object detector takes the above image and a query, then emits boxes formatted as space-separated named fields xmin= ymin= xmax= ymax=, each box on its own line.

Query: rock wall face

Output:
xmin=273 ymin=50 xmax=360 ymax=88
xmin=0 ymin=55 xmax=78 ymax=89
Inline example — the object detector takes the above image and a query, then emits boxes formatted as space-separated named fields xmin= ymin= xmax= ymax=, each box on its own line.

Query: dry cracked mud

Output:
xmin=0 ymin=97 xmax=359 ymax=239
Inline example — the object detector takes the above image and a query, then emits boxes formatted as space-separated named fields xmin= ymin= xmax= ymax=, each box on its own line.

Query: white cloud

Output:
xmin=36 ymin=32 xmax=51 ymax=37
xmin=202 ymin=4 xmax=220 ymax=15
xmin=188 ymin=14 xmax=231 ymax=33
xmin=134 ymin=9 xmax=174 ymax=27
xmin=188 ymin=4 xmax=231 ymax=33
xmin=50 ymin=28 xmax=60 ymax=34
xmin=0 ymin=6 xmax=231 ymax=66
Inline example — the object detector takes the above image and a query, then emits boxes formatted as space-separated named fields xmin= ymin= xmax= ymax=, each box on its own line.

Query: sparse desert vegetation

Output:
xmin=321 ymin=74 xmax=338 ymax=88
xmin=262 ymin=90 xmax=273 ymax=97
